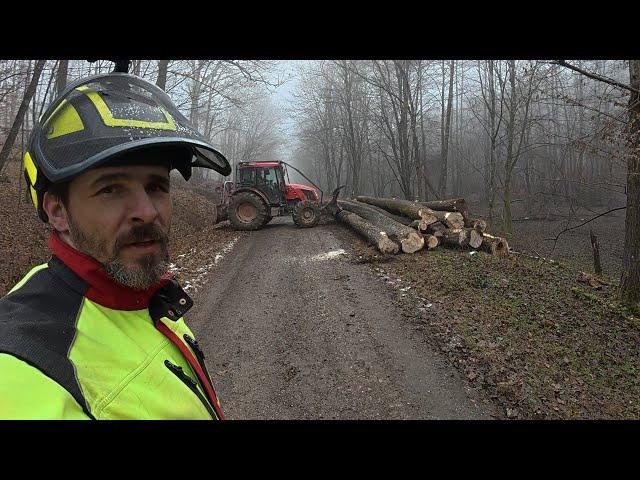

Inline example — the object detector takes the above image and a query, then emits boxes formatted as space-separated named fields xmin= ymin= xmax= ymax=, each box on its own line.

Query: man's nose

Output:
xmin=128 ymin=189 xmax=160 ymax=224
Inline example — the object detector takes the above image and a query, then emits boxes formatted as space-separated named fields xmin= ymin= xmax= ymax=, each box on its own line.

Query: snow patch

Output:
xmin=173 ymin=236 xmax=239 ymax=293
xmin=310 ymin=249 xmax=347 ymax=261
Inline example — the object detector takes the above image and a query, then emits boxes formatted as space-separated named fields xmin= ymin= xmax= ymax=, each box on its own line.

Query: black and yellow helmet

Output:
xmin=23 ymin=72 xmax=231 ymax=222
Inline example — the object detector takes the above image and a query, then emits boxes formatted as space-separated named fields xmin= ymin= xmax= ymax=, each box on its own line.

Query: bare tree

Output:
xmin=620 ymin=60 xmax=640 ymax=305
xmin=156 ymin=60 xmax=169 ymax=91
xmin=54 ymin=60 xmax=68 ymax=98
xmin=0 ymin=59 xmax=46 ymax=174
xmin=438 ymin=60 xmax=455 ymax=198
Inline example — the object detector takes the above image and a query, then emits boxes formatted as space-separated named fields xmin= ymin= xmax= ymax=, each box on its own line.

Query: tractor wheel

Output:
xmin=292 ymin=200 xmax=320 ymax=228
xmin=228 ymin=192 xmax=268 ymax=231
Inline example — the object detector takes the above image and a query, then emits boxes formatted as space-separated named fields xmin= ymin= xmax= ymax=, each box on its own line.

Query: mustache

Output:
xmin=114 ymin=224 xmax=168 ymax=252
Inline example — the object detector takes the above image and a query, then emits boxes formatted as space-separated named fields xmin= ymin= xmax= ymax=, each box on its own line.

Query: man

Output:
xmin=0 ymin=71 xmax=230 ymax=419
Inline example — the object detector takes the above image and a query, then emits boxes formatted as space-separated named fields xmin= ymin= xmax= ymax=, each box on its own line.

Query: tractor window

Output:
xmin=264 ymin=168 xmax=279 ymax=189
xmin=239 ymin=167 xmax=258 ymax=185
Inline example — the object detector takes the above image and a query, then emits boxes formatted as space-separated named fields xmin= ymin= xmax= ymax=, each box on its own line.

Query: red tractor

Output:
xmin=215 ymin=161 xmax=323 ymax=231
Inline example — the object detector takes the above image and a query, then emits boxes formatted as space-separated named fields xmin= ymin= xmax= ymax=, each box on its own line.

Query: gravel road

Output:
xmin=188 ymin=218 xmax=495 ymax=419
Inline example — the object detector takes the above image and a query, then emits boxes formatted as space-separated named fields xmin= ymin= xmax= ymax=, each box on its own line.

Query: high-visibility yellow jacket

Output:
xmin=0 ymin=233 xmax=224 ymax=420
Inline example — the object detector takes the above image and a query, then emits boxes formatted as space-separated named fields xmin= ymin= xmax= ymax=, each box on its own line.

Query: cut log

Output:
xmin=355 ymin=196 xmax=438 ymax=230
xmin=468 ymin=228 xmax=484 ymax=249
xmin=437 ymin=227 xmax=483 ymax=249
xmin=440 ymin=228 xmax=469 ymax=248
xmin=480 ymin=233 xmax=510 ymax=258
xmin=419 ymin=198 xmax=469 ymax=216
xmin=467 ymin=218 xmax=488 ymax=233
xmin=426 ymin=222 xmax=447 ymax=237
xmin=432 ymin=211 xmax=465 ymax=229
xmin=339 ymin=200 xmax=424 ymax=253
xmin=336 ymin=210 xmax=400 ymax=255
xmin=424 ymin=234 xmax=439 ymax=250
xmin=420 ymin=198 xmax=473 ymax=227
xmin=350 ymin=200 xmax=414 ymax=226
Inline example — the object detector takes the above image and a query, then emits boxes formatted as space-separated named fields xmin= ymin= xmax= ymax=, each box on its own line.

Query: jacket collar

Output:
xmin=48 ymin=231 xmax=173 ymax=311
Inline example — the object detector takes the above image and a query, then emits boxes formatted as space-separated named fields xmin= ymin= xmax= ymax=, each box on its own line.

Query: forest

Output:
xmin=0 ymin=59 xmax=638 ymax=306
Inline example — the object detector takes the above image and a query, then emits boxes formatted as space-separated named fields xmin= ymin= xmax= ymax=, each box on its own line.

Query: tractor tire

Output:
xmin=228 ymin=192 xmax=268 ymax=231
xmin=292 ymin=200 xmax=320 ymax=228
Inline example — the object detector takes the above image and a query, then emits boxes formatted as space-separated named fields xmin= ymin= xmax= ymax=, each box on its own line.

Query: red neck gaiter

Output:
xmin=48 ymin=231 xmax=173 ymax=311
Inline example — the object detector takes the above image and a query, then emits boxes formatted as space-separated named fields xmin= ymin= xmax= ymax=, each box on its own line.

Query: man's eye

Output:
xmin=148 ymin=183 xmax=169 ymax=193
xmin=98 ymin=186 xmax=117 ymax=195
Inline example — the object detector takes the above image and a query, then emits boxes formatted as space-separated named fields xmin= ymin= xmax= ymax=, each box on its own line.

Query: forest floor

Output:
xmin=1 ymin=158 xmax=638 ymax=419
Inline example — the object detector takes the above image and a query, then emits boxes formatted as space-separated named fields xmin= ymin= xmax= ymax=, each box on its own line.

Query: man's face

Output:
xmin=49 ymin=164 xmax=172 ymax=290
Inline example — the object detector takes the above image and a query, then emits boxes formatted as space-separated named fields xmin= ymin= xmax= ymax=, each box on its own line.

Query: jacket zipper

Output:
xmin=183 ymin=334 xmax=225 ymax=417
xmin=183 ymin=334 xmax=214 ymax=387
xmin=154 ymin=320 xmax=225 ymax=419
xmin=164 ymin=359 xmax=218 ymax=419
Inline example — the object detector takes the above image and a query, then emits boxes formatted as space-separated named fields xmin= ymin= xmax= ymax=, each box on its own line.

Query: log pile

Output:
xmin=332 ymin=195 xmax=509 ymax=257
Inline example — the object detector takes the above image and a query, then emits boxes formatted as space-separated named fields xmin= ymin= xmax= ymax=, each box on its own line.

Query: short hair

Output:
xmin=46 ymin=181 xmax=71 ymax=209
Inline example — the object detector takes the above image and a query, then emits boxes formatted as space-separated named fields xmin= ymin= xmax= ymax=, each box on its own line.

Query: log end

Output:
xmin=401 ymin=232 xmax=425 ymax=253
xmin=424 ymin=234 xmax=439 ymax=250
xmin=444 ymin=212 xmax=465 ymax=229
xmin=493 ymin=237 xmax=510 ymax=258
xmin=469 ymin=229 xmax=483 ymax=249
xmin=473 ymin=219 xmax=488 ymax=233
xmin=379 ymin=232 xmax=400 ymax=255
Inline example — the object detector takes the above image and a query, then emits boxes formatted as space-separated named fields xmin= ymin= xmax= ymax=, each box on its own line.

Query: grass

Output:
xmin=380 ymin=246 xmax=640 ymax=419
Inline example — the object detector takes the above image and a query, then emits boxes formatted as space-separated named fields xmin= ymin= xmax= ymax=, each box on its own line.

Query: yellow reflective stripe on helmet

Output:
xmin=24 ymin=151 xmax=38 ymax=186
xmin=84 ymin=91 xmax=177 ymax=131
xmin=29 ymin=185 xmax=38 ymax=209
xmin=42 ymin=99 xmax=69 ymax=129
xmin=46 ymin=103 xmax=85 ymax=140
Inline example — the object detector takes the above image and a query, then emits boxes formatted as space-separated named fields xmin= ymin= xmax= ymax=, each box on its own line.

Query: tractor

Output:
xmin=214 ymin=161 xmax=324 ymax=231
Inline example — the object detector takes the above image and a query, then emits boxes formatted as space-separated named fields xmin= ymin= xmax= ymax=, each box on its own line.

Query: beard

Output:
xmin=67 ymin=214 xmax=171 ymax=290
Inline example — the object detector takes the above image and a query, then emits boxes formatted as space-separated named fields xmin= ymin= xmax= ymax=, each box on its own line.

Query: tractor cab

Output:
xmin=215 ymin=161 xmax=323 ymax=231
xmin=236 ymin=161 xmax=319 ymax=208
xmin=237 ymin=162 xmax=287 ymax=207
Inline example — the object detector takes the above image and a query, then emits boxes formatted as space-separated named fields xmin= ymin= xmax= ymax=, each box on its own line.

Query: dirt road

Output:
xmin=188 ymin=218 xmax=496 ymax=419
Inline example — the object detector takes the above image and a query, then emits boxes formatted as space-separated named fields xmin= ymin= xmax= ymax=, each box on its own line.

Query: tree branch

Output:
xmin=551 ymin=60 xmax=640 ymax=95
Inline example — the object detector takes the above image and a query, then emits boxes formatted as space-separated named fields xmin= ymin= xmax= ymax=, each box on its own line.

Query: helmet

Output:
xmin=23 ymin=72 xmax=231 ymax=222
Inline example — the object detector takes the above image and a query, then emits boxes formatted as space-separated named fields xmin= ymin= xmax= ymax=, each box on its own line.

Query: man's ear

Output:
xmin=42 ymin=191 xmax=70 ymax=233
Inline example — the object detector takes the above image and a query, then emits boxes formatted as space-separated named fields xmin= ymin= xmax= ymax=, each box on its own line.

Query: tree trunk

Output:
xmin=339 ymin=200 xmax=425 ymax=253
xmin=438 ymin=60 xmax=455 ymax=198
xmin=503 ymin=60 xmax=517 ymax=234
xmin=336 ymin=209 xmax=400 ymax=254
xmin=355 ymin=195 xmax=438 ymax=228
xmin=0 ymin=59 xmax=46 ymax=174
xmin=156 ymin=60 xmax=169 ymax=91
xmin=419 ymin=197 xmax=469 ymax=216
xmin=351 ymin=200 xmax=414 ymax=226
xmin=620 ymin=59 xmax=640 ymax=305
xmin=54 ymin=60 xmax=68 ymax=98
xmin=590 ymin=230 xmax=603 ymax=276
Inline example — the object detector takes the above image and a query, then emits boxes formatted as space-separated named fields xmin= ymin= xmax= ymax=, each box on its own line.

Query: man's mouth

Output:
xmin=124 ymin=239 xmax=160 ymax=251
